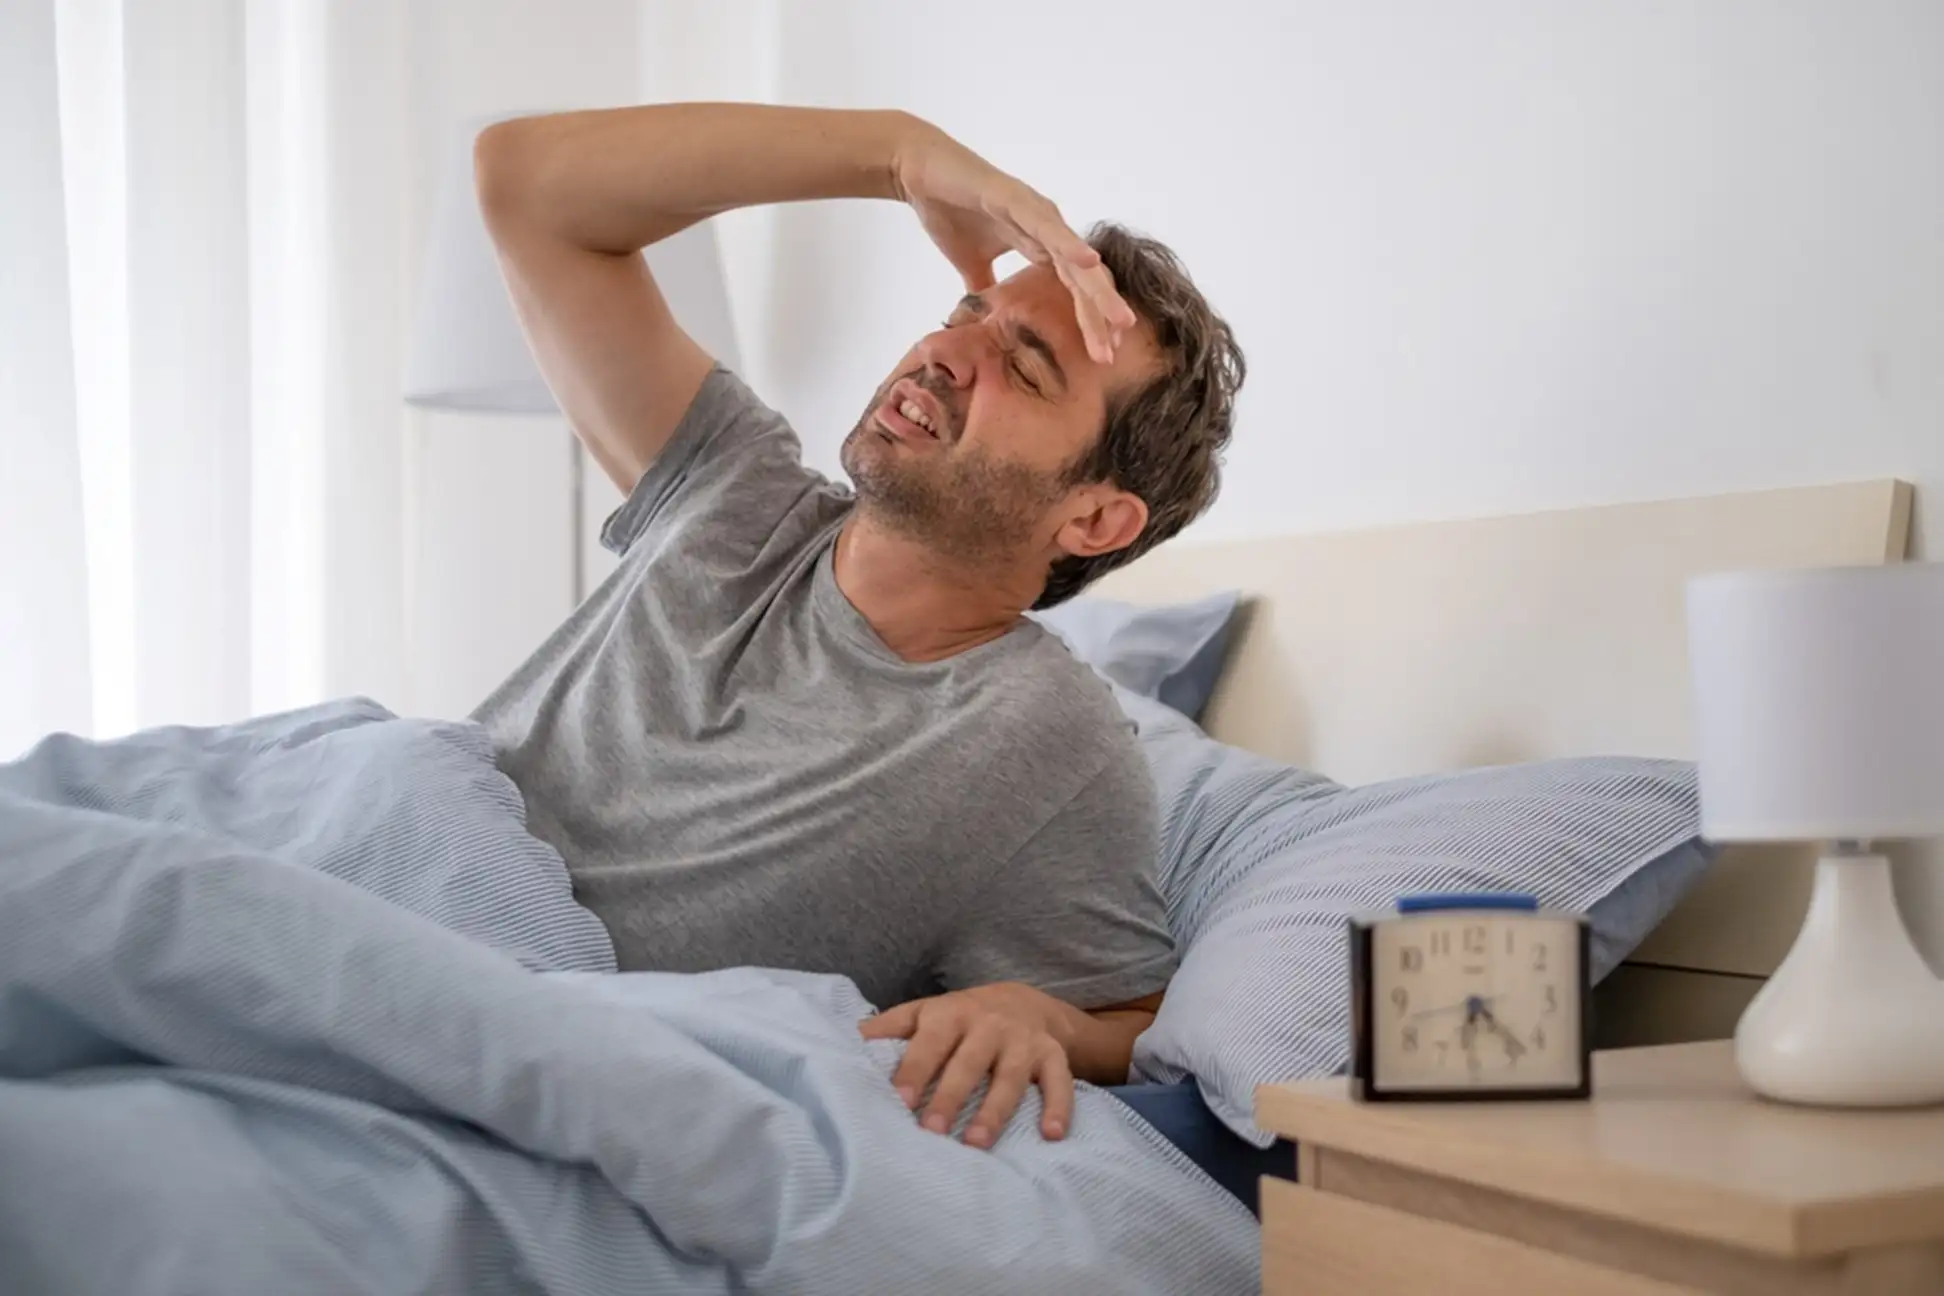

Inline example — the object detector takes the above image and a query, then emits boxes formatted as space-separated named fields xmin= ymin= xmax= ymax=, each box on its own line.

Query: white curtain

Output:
xmin=1 ymin=0 xmax=410 ymax=757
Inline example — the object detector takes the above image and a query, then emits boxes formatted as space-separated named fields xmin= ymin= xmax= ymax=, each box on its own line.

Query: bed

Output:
xmin=1088 ymin=478 xmax=1913 ymax=1204
xmin=0 ymin=479 xmax=1914 ymax=1293
xmin=1096 ymin=477 xmax=1913 ymax=1047
xmin=0 ymin=711 xmax=1262 ymax=1294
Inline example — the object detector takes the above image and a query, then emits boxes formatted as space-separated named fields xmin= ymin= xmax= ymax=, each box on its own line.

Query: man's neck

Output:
xmin=831 ymin=515 xmax=1038 ymax=663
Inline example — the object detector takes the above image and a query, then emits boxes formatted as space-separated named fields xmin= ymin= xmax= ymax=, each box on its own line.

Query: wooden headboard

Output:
xmin=1094 ymin=480 xmax=1914 ymax=1047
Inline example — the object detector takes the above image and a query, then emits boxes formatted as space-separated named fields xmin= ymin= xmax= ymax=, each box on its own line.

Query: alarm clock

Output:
xmin=1349 ymin=892 xmax=1592 ymax=1101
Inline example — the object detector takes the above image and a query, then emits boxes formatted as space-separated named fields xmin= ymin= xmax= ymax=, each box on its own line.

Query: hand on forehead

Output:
xmin=985 ymin=264 xmax=1158 ymax=391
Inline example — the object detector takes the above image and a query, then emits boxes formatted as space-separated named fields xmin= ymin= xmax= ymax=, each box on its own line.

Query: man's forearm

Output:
xmin=474 ymin=103 xmax=919 ymax=255
xmin=1051 ymin=998 xmax=1162 ymax=1085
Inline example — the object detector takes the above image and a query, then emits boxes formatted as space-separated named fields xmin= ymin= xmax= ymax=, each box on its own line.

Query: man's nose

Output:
xmin=915 ymin=329 xmax=979 ymax=389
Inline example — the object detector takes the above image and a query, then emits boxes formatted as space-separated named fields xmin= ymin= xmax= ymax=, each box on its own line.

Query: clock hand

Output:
xmin=1458 ymin=1016 xmax=1481 ymax=1072
xmin=1475 ymin=1003 xmax=1528 ymax=1060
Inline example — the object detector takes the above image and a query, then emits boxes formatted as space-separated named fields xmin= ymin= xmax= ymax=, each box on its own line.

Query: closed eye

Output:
xmin=1009 ymin=355 xmax=1045 ymax=396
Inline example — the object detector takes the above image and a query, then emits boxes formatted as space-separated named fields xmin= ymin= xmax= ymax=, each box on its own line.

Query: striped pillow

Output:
xmin=1117 ymin=689 xmax=1708 ymax=1145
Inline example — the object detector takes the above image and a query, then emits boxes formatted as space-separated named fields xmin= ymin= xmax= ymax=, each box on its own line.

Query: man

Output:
xmin=471 ymin=103 xmax=1243 ymax=1151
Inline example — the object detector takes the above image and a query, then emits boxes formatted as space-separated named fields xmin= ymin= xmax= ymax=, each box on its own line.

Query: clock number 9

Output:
xmin=1390 ymin=986 xmax=1409 ymax=1014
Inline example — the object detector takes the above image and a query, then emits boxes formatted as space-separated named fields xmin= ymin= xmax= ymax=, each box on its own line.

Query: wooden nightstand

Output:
xmin=1253 ymin=1040 xmax=1944 ymax=1295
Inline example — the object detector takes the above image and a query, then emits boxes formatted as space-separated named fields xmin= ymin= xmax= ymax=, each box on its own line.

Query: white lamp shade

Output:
xmin=404 ymin=116 xmax=740 ymax=414
xmin=1686 ymin=562 xmax=1944 ymax=843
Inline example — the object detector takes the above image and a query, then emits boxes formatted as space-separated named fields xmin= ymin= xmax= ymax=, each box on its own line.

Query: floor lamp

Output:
xmin=403 ymin=115 xmax=741 ymax=603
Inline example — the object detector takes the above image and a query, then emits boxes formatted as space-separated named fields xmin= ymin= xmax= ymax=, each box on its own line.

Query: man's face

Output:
xmin=840 ymin=264 xmax=1157 ymax=567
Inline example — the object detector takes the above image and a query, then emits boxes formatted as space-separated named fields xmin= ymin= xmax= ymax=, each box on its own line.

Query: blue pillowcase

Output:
xmin=1032 ymin=590 xmax=1243 ymax=721
xmin=1109 ymin=688 xmax=1711 ymax=1146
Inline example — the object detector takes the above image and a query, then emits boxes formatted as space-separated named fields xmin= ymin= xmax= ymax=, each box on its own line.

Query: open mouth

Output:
xmin=896 ymin=397 xmax=938 ymax=435
xmin=874 ymin=380 xmax=948 ymax=444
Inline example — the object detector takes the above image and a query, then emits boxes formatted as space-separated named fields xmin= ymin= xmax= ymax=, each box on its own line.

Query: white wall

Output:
xmin=573 ymin=0 xmax=782 ymax=595
xmin=400 ymin=0 xmax=641 ymax=719
xmin=743 ymin=1 xmax=1941 ymax=559
xmin=651 ymin=1 xmax=1944 ymax=959
xmin=422 ymin=0 xmax=1944 ymax=962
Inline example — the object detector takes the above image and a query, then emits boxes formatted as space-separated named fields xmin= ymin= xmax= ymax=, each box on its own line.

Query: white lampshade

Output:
xmin=404 ymin=115 xmax=740 ymax=414
xmin=1686 ymin=562 xmax=1944 ymax=843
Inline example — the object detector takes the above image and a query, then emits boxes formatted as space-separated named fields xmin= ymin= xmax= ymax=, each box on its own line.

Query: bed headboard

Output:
xmin=1093 ymin=480 xmax=1914 ymax=1047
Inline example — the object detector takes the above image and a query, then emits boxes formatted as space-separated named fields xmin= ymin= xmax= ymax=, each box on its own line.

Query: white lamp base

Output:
xmin=1735 ymin=850 xmax=1944 ymax=1107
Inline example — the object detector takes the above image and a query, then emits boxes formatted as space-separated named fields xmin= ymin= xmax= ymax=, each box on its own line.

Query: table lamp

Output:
xmin=1686 ymin=561 xmax=1944 ymax=1107
xmin=404 ymin=114 xmax=740 ymax=598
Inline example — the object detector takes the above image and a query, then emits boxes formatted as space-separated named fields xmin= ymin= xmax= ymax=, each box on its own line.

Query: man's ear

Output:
xmin=1053 ymin=486 xmax=1149 ymax=561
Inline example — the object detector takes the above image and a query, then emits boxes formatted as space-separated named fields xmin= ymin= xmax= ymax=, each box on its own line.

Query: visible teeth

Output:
xmin=898 ymin=399 xmax=935 ymax=432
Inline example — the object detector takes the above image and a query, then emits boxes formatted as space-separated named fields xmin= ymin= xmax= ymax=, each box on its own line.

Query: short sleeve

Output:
xmin=934 ymin=744 xmax=1177 ymax=1012
xmin=599 ymin=365 xmax=830 ymax=558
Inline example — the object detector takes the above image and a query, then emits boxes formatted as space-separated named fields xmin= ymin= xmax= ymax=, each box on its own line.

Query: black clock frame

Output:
xmin=1348 ymin=913 xmax=1594 ymax=1102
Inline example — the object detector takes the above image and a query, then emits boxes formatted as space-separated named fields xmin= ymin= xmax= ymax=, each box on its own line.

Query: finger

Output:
xmin=858 ymin=1002 xmax=920 ymax=1041
xmin=1066 ymin=255 xmax=1136 ymax=336
xmin=889 ymin=1015 xmax=964 ymax=1111
xmin=956 ymin=256 xmax=997 ymax=293
xmin=1017 ymin=203 xmax=1133 ymax=339
xmin=920 ymin=1023 xmax=1005 ymax=1136
xmin=994 ymin=214 xmax=1051 ymax=267
xmin=1053 ymin=256 xmax=1116 ymax=366
xmin=1089 ymin=267 xmax=1138 ymax=334
xmin=1017 ymin=196 xmax=1101 ymax=271
xmin=1067 ymin=283 xmax=1110 ymax=366
xmin=1037 ymin=1043 xmax=1076 ymax=1140
xmin=965 ymin=1043 xmax=1038 ymax=1150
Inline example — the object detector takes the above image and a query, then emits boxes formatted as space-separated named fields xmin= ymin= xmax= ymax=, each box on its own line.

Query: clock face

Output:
xmin=1366 ymin=911 xmax=1584 ymax=1092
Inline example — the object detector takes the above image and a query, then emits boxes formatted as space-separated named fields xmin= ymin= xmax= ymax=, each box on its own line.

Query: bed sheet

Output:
xmin=0 ymin=700 xmax=1260 ymax=1295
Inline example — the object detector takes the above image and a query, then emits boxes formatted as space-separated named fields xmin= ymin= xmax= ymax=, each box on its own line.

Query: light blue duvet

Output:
xmin=0 ymin=701 xmax=1256 ymax=1294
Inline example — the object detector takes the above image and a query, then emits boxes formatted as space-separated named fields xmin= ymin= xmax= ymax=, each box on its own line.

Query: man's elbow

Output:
xmin=472 ymin=119 xmax=544 ymax=229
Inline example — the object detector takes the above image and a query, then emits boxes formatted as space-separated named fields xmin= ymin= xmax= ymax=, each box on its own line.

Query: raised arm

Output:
xmin=472 ymin=105 xmax=916 ymax=494
xmin=472 ymin=103 xmax=1133 ymax=495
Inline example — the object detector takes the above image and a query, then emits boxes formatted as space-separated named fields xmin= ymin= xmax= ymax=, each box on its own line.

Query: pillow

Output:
xmin=1114 ymin=689 xmax=1712 ymax=1145
xmin=1031 ymin=591 xmax=1243 ymax=720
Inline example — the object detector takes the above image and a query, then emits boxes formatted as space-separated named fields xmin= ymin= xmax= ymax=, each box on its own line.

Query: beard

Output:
xmin=839 ymin=370 xmax=1068 ymax=566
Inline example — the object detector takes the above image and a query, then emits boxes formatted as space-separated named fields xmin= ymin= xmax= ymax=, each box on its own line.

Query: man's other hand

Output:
xmin=889 ymin=121 xmax=1135 ymax=367
xmin=859 ymin=982 xmax=1075 ymax=1149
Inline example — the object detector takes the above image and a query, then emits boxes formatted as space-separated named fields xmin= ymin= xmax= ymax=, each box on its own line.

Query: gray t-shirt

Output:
xmin=473 ymin=367 xmax=1175 ymax=1012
